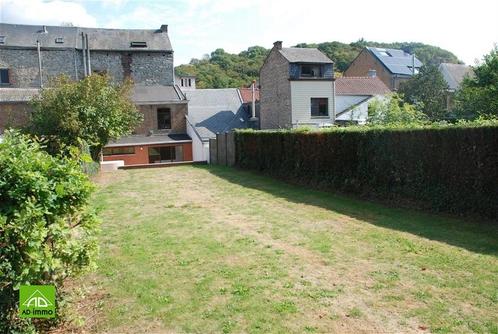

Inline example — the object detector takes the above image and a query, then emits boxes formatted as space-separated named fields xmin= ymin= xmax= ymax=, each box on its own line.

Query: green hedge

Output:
xmin=235 ymin=126 xmax=498 ymax=219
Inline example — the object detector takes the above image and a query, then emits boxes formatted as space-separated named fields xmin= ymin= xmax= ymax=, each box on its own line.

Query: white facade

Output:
xmin=290 ymin=81 xmax=335 ymax=127
xmin=186 ymin=116 xmax=209 ymax=162
xmin=175 ymin=75 xmax=196 ymax=91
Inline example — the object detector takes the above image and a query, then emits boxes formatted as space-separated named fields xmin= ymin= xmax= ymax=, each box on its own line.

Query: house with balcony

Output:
xmin=259 ymin=41 xmax=335 ymax=129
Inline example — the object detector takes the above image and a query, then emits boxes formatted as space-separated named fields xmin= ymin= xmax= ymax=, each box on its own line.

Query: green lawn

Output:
xmin=70 ymin=165 xmax=498 ymax=333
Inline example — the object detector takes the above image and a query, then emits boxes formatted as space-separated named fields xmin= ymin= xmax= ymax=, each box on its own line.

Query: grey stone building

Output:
xmin=259 ymin=41 xmax=335 ymax=129
xmin=0 ymin=23 xmax=193 ymax=166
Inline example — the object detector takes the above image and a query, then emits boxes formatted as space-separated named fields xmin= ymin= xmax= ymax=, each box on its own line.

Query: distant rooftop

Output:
xmin=186 ymin=88 xmax=248 ymax=141
xmin=0 ymin=23 xmax=172 ymax=51
xmin=335 ymin=76 xmax=391 ymax=96
xmin=438 ymin=63 xmax=473 ymax=91
xmin=367 ymin=47 xmax=422 ymax=76
xmin=238 ymin=87 xmax=260 ymax=104
xmin=132 ymin=85 xmax=186 ymax=104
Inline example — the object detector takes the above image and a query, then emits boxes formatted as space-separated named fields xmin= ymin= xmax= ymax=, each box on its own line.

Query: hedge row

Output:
xmin=235 ymin=126 xmax=498 ymax=219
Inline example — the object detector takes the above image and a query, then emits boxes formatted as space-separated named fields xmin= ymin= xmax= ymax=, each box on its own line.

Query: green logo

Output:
xmin=19 ymin=285 xmax=56 ymax=318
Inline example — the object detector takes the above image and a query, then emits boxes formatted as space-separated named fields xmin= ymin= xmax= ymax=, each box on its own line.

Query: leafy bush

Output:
xmin=235 ymin=124 xmax=498 ymax=219
xmin=367 ymin=94 xmax=428 ymax=126
xmin=0 ymin=131 xmax=99 ymax=332
xmin=28 ymin=74 xmax=142 ymax=160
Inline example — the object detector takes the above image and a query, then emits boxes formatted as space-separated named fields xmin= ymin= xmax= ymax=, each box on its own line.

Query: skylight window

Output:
xmin=0 ymin=36 xmax=5 ymax=44
xmin=55 ymin=37 xmax=64 ymax=44
xmin=130 ymin=41 xmax=147 ymax=48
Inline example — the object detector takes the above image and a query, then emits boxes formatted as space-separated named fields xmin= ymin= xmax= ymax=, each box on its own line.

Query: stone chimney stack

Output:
xmin=273 ymin=41 xmax=282 ymax=50
xmin=160 ymin=24 xmax=168 ymax=33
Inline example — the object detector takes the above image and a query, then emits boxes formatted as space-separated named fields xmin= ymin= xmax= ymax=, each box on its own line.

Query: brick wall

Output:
xmin=134 ymin=103 xmax=187 ymax=135
xmin=259 ymin=48 xmax=292 ymax=129
xmin=344 ymin=49 xmax=394 ymax=89
xmin=103 ymin=142 xmax=192 ymax=165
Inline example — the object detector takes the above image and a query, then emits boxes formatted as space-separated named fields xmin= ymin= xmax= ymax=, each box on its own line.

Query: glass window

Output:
xmin=0 ymin=69 xmax=10 ymax=84
xmin=157 ymin=108 xmax=171 ymax=129
xmin=311 ymin=98 xmax=328 ymax=117
xmin=103 ymin=146 xmax=135 ymax=156
xmin=148 ymin=146 xmax=181 ymax=163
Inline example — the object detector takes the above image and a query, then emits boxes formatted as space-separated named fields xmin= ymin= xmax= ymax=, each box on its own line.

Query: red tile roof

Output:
xmin=336 ymin=77 xmax=391 ymax=96
xmin=239 ymin=87 xmax=260 ymax=104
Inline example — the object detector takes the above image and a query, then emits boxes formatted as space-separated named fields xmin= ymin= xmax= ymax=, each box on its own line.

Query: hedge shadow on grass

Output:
xmin=200 ymin=165 xmax=498 ymax=257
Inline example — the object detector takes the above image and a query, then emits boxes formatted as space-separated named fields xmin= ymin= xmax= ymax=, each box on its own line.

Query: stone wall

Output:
xmin=0 ymin=48 xmax=174 ymax=87
xmin=259 ymin=48 xmax=292 ymax=129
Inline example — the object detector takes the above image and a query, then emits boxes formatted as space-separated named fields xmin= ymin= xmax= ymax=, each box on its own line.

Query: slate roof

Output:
xmin=279 ymin=47 xmax=333 ymax=64
xmin=238 ymin=87 xmax=260 ymax=104
xmin=132 ymin=85 xmax=186 ymax=104
xmin=438 ymin=63 xmax=473 ymax=91
xmin=106 ymin=134 xmax=191 ymax=147
xmin=335 ymin=77 xmax=391 ymax=96
xmin=367 ymin=47 xmax=422 ymax=76
xmin=185 ymin=89 xmax=248 ymax=141
xmin=0 ymin=88 xmax=40 ymax=102
xmin=0 ymin=23 xmax=172 ymax=51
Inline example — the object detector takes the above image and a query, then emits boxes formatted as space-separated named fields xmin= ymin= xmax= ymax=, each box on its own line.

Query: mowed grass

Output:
xmin=74 ymin=165 xmax=498 ymax=333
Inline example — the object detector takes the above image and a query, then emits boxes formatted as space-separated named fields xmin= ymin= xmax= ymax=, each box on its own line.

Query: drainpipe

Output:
xmin=86 ymin=34 xmax=92 ymax=74
xmin=332 ymin=80 xmax=336 ymax=124
xmin=412 ymin=53 xmax=415 ymax=75
xmin=82 ymin=33 xmax=87 ymax=76
xmin=251 ymin=80 xmax=256 ymax=119
xmin=36 ymin=40 xmax=43 ymax=87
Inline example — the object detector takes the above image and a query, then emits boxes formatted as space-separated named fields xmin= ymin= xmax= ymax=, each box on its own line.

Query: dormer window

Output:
xmin=301 ymin=64 xmax=321 ymax=78
xmin=130 ymin=41 xmax=147 ymax=48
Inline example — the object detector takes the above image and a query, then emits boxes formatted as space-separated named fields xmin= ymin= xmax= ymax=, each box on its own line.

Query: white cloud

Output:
xmin=0 ymin=0 xmax=97 ymax=27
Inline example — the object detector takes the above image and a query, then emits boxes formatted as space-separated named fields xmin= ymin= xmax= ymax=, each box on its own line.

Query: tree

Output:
xmin=455 ymin=46 xmax=498 ymax=119
xmin=368 ymin=94 xmax=428 ymax=126
xmin=0 ymin=131 xmax=99 ymax=333
xmin=399 ymin=65 xmax=449 ymax=120
xmin=28 ymin=74 xmax=142 ymax=160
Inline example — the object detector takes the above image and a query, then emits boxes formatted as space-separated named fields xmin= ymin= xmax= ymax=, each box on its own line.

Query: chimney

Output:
xmin=160 ymin=24 xmax=168 ymax=33
xmin=41 ymin=25 xmax=48 ymax=33
xmin=368 ymin=69 xmax=377 ymax=78
xmin=273 ymin=41 xmax=282 ymax=50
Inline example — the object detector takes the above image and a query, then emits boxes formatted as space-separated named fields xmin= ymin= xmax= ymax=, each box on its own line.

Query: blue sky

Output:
xmin=1 ymin=0 xmax=497 ymax=66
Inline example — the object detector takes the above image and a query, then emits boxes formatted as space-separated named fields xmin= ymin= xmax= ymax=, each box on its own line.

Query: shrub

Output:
xmin=28 ymin=74 xmax=143 ymax=160
xmin=0 ymin=131 xmax=99 ymax=333
xmin=235 ymin=124 xmax=498 ymax=219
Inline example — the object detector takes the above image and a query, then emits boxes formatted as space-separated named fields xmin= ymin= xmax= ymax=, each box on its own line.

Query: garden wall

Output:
xmin=235 ymin=126 xmax=498 ymax=219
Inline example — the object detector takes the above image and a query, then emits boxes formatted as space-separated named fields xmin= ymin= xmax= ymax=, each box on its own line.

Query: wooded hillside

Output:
xmin=175 ymin=39 xmax=461 ymax=89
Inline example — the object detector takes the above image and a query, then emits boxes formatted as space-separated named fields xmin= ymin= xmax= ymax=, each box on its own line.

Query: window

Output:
xmin=103 ymin=146 xmax=135 ymax=156
xmin=157 ymin=108 xmax=171 ymax=129
xmin=301 ymin=65 xmax=321 ymax=77
xmin=130 ymin=41 xmax=147 ymax=48
xmin=0 ymin=36 xmax=5 ymax=44
xmin=311 ymin=98 xmax=328 ymax=117
xmin=148 ymin=145 xmax=183 ymax=163
xmin=55 ymin=37 xmax=64 ymax=44
xmin=0 ymin=69 xmax=10 ymax=84
xmin=188 ymin=78 xmax=192 ymax=87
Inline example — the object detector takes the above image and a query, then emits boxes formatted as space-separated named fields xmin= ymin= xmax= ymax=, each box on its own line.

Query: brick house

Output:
xmin=344 ymin=47 xmax=422 ymax=90
xmin=259 ymin=41 xmax=335 ymax=129
xmin=0 ymin=23 xmax=192 ymax=166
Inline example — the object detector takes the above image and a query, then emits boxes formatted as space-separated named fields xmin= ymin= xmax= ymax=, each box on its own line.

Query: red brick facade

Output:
xmin=103 ymin=142 xmax=193 ymax=165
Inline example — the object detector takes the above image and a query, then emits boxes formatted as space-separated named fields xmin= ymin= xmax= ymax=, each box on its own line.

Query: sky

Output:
xmin=1 ymin=0 xmax=497 ymax=66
